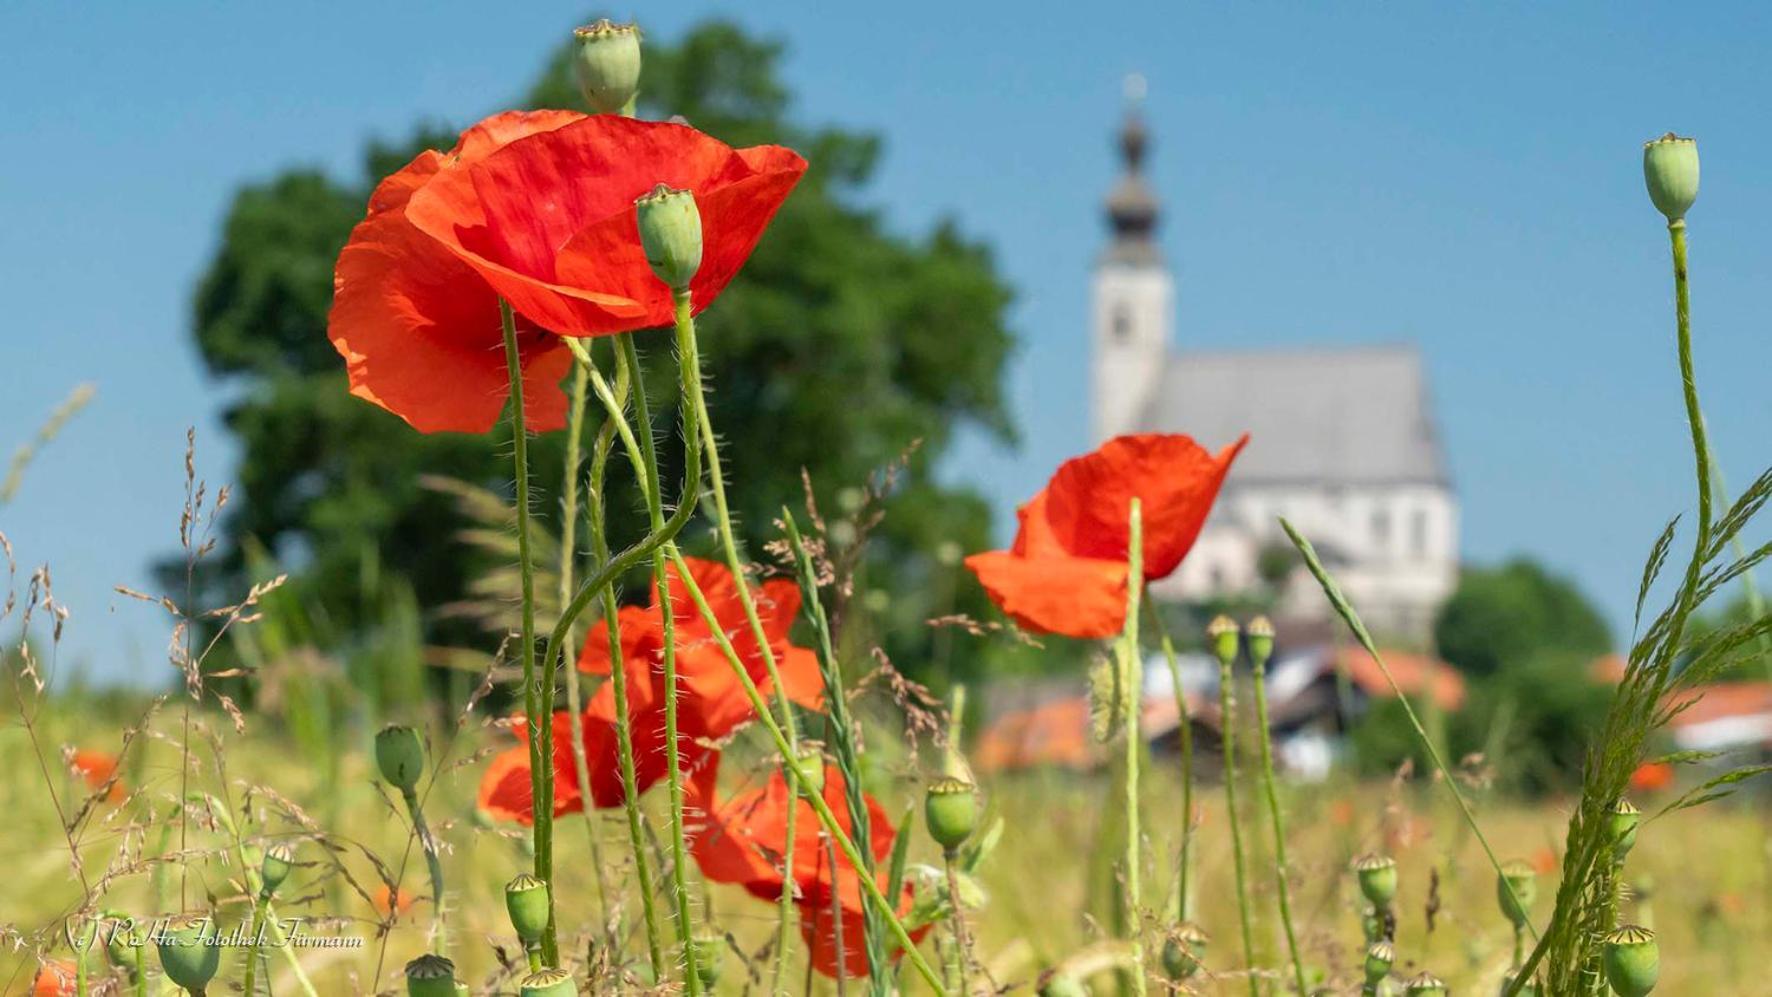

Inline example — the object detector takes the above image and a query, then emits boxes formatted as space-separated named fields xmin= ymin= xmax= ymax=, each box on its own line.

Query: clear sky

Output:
xmin=3 ymin=2 xmax=1768 ymax=685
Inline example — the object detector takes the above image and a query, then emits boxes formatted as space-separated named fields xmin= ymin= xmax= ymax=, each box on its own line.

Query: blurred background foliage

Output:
xmin=178 ymin=19 xmax=1023 ymax=690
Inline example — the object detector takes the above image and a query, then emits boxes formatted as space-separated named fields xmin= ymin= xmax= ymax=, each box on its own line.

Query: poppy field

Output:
xmin=4 ymin=17 xmax=1771 ymax=997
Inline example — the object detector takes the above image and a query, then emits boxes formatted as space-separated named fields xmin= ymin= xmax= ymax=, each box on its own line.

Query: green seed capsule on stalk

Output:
xmin=635 ymin=184 xmax=703 ymax=290
xmin=375 ymin=725 xmax=426 ymax=792
xmin=1354 ymin=853 xmax=1399 ymax=907
xmin=504 ymin=873 xmax=550 ymax=945
xmin=1603 ymin=924 xmax=1660 ymax=997
xmin=1642 ymin=133 xmax=1699 ymax=223
xmin=1206 ymin=614 xmax=1241 ymax=666
xmin=924 ymin=776 xmax=979 ymax=852
xmin=1607 ymin=799 xmax=1641 ymax=860
xmin=784 ymin=744 xmax=826 ymax=797
xmin=519 ymin=967 xmax=580 ymax=997
xmin=1159 ymin=921 xmax=1208 ymax=980
xmin=260 ymin=843 xmax=294 ymax=895
xmin=1363 ymin=940 xmax=1394 ymax=985
xmin=1402 ymin=971 xmax=1447 ymax=995
xmin=156 ymin=914 xmax=221 ymax=994
xmin=1496 ymin=858 xmax=1536 ymax=926
xmin=405 ymin=953 xmax=460 ymax=997
xmin=572 ymin=20 xmax=642 ymax=115
xmin=1246 ymin=615 xmax=1276 ymax=667
xmin=1038 ymin=969 xmax=1090 ymax=997
xmin=101 ymin=910 xmax=139 ymax=971
xmin=690 ymin=931 xmax=724 ymax=990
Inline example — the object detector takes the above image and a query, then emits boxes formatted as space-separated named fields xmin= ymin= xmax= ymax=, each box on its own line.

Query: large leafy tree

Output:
xmin=185 ymin=20 xmax=1016 ymax=682
xmin=1432 ymin=557 xmax=1611 ymax=678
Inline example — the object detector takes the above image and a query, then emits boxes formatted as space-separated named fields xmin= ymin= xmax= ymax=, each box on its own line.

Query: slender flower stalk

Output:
xmin=615 ymin=313 xmax=702 ymax=993
xmin=1117 ymin=499 xmax=1147 ymax=996
xmin=402 ymin=788 xmax=448 ymax=954
xmin=1207 ymin=615 xmax=1258 ymax=996
xmin=1148 ymin=603 xmax=1194 ymax=921
xmin=774 ymin=756 xmax=799 ymax=993
xmin=497 ymin=301 xmax=554 ymax=961
xmin=1248 ymin=617 xmax=1308 ymax=994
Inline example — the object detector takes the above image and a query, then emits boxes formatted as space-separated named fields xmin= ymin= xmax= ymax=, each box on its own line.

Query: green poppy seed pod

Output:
xmin=1642 ymin=133 xmax=1699 ymax=223
xmin=260 ymin=843 xmax=294 ymax=896
xmin=1496 ymin=859 xmax=1537 ymax=927
xmin=519 ymin=967 xmax=580 ymax=997
xmin=1037 ymin=970 xmax=1091 ymax=997
xmin=1206 ymin=615 xmax=1241 ymax=666
xmin=504 ymin=873 xmax=550 ymax=945
xmin=1607 ymin=799 xmax=1642 ymax=861
xmin=405 ymin=953 xmax=460 ymax=997
xmin=101 ymin=911 xmax=139 ymax=971
xmin=572 ymin=20 xmax=642 ymax=115
xmin=1354 ymin=854 xmax=1399 ymax=908
xmin=1363 ymin=940 xmax=1394 ymax=985
xmin=1603 ymin=925 xmax=1660 ymax=997
xmin=156 ymin=914 xmax=220 ymax=994
xmin=690 ymin=931 xmax=724 ymax=990
xmin=924 ymin=776 xmax=979 ymax=853
xmin=1159 ymin=921 xmax=1208 ymax=980
xmin=1402 ymin=971 xmax=1447 ymax=995
xmin=784 ymin=744 xmax=826 ymax=797
xmin=375 ymin=724 xmax=425 ymax=792
xmin=635 ymin=184 xmax=703 ymax=291
xmin=1246 ymin=615 xmax=1276 ymax=668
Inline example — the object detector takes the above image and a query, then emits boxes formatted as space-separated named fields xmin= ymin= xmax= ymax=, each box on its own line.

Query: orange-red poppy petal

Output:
xmin=963 ymin=550 xmax=1130 ymax=639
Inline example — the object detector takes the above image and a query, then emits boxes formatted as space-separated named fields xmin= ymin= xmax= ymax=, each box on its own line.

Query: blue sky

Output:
xmin=3 ymin=2 xmax=1768 ymax=685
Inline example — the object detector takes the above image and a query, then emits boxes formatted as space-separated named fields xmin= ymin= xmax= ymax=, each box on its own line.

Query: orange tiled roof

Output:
xmin=1663 ymin=681 xmax=1772 ymax=728
xmin=1590 ymin=653 xmax=1629 ymax=684
xmin=972 ymin=697 xmax=1099 ymax=773
xmin=1334 ymin=647 xmax=1465 ymax=711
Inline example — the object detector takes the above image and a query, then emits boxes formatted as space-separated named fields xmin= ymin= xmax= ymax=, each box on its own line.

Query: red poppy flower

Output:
xmin=69 ymin=748 xmax=124 ymax=803
xmin=372 ymin=883 xmax=417 ymax=919
xmin=477 ymin=557 xmax=823 ymax=824
xmin=965 ymin=433 xmax=1248 ymax=638
xmin=1629 ymin=761 xmax=1675 ymax=793
xmin=685 ymin=756 xmax=928 ymax=978
xmin=330 ymin=113 xmax=805 ymax=434
xmin=32 ymin=959 xmax=77 ymax=997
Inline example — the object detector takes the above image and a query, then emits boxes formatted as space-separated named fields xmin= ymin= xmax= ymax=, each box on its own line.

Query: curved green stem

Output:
xmin=1218 ymin=638 xmax=1258 ymax=996
xmin=497 ymin=301 xmax=552 ymax=962
xmin=401 ymin=788 xmax=447 ymax=955
xmin=1119 ymin=500 xmax=1146 ymax=996
xmin=1252 ymin=656 xmax=1307 ymax=994
xmin=1149 ymin=603 xmax=1194 ymax=922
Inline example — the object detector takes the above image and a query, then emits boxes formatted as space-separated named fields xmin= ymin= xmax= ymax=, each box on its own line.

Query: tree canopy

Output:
xmin=184 ymin=20 xmax=1017 ymax=683
xmin=1432 ymin=557 xmax=1611 ymax=678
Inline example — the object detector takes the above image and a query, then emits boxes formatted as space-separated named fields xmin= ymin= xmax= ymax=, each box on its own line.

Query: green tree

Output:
xmin=1432 ymin=558 xmax=1611 ymax=679
xmin=183 ymin=19 xmax=1016 ymax=684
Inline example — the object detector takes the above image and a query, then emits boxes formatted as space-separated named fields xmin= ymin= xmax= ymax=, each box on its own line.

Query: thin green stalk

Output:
xmin=944 ymin=852 xmax=973 ymax=997
xmin=241 ymin=896 xmax=267 ymax=996
xmin=1118 ymin=499 xmax=1147 ymax=997
xmin=615 ymin=311 xmax=701 ymax=993
xmin=205 ymin=800 xmax=316 ymax=997
xmin=777 ymin=778 xmax=799 ymax=993
xmin=558 ymin=350 xmax=613 ymax=929
xmin=497 ymin=301 xmax=554 ymax=963
xmin=1282 ymin=518 xmax=1537 ymax=946
xmin=401 ymin=787 xmax=448 ymax=954
xmin=1664 ymin=219 xmax=1713 ymax=670
xmin=1251 ymin=653 xmax=1307 ymax=994
xmin=1148 ymin=604 xmax=1194 ymax=922
xmin=1217 ymin=631 xmax=1258 ymax=995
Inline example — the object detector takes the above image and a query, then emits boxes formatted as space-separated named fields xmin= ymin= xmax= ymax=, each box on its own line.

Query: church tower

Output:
xmin=1091 ymin=80 xmax=1173 ymax=442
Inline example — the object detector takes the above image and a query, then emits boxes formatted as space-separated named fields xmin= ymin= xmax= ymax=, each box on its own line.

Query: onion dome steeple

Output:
xmin=1105 ymin=74 xmax=1161 ymax=265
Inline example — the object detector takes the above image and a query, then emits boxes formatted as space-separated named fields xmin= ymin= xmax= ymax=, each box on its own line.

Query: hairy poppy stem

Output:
xmin=615 ymin=297 xmax=704 ymax=993
xmin=1216 ymin=630 xmax=1258 ymax=996
xmin=1251 ymin=649 xmax=1308 ymax=995
xmin=497 ymin=300 xmax=554 ymax=963
xmin=1148 ymin=602 xmax=1194 ymax=922
xmin=1118 ymin=499 xmax=1147 ymax=997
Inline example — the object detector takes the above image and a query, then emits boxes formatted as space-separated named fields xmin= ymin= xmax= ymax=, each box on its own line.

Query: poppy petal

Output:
xmin=963 ymin=550 xmax=1130 ymax=639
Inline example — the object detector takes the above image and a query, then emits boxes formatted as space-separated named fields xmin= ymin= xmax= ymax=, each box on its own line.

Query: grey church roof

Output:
xmin=1136 ymin=344 xmax=1450 ymax=487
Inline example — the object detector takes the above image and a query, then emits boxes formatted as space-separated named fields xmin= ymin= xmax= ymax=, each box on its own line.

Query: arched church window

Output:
xmin=1111 ymin=304 xmax=1132 ymax=341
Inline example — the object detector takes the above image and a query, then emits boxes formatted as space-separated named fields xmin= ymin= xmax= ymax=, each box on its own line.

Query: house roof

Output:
xmin=1139 ymin=344 xmax=1448 ymax=487
xmin=1333 ymin=647 xmax=1466 ymax=711
xmin=1664 ymin=681 xmax=1772 ymax=728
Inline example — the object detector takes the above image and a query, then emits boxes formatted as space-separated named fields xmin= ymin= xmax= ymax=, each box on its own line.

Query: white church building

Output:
xmin=1092 ymin=104 xmax=1458 ymax=641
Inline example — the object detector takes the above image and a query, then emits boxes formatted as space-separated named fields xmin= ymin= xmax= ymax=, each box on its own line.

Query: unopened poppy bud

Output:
xmin=784 ymin=745 xmax=825 ymax=797
xmin=1496 ymin=859 xmax=1536 ymax=927
xmin=1037 ymin=970 xmax=1089 ymax=997
xmin=1354 ymin=854 xmax=1399 ymax=908
xmin=1402 ymin=971 xmax=1447 ymax=995
xmin=1246 ymin=615 xmax=1275 ymax=668
xmin=1363 ymin=940 xmax=1393 ymax=985
xmin=1603 ymin=925 xmax=1659 ymax=996
xmin=504 ymin=873 xmax=550 ymax=945
xmin=925 ymin=776 xmax=978 ymax=853
xmin=1159 ymin=921 xmax=1207 ymax=980
xmin=690 ymin=931 xmax=724 ymax=990
xmin=519 ymin=967 xmax=580 ymax=997
xmin=156 ymin=914 xmax=221 ymax=994
xmin=1206 ymin=615 xmax=1241 ymax=666
xmin=1607 ymin=799 xmax=1641 ymax=860
xmin=572 ymin=20 xmax=642 ymax=115
xmin=635 ymin=184 xmax=703 ymax=291
xmin=1642 ymin=133 xmax=1699 ymax=223
xmin=375 ymin=725 xmax=426 ymax=792
xmin=405 ymin=953 xmax=460 ymax=997
xmin=260 ymin=844 xmax=294 ymax=896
